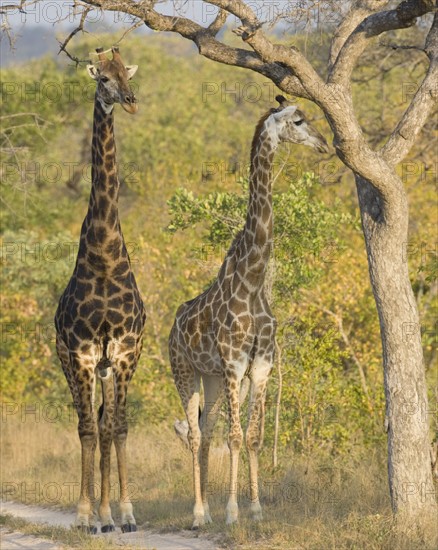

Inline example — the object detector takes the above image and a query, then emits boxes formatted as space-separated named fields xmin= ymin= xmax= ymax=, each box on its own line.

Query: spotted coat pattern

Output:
xmin=54 ymin=48 xmax=145 ymax=534
xmin=169 ymin=97 xmax=329 ymax=528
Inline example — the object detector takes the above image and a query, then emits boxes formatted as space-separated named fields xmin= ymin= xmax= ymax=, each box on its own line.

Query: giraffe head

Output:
xmin=264 ymin=95 xmax=329 ymax=152
xmin=86 ymin=47 xmax=138 ymax=114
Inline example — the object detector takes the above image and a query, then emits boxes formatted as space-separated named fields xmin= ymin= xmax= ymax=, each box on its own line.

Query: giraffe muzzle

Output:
xmin=310 ymin=129 xmax=329 ymax=153
xmin=314 ymin=138 xmax=329 ymax=153
xmin=121 ymin=94 xmax=138 ymax=114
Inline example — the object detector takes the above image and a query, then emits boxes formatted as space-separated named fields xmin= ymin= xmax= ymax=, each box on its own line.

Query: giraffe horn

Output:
xmin=95 ymin=47 xmax=108 ymax=62
xmin=275 ymin=95 xmax=289 ymax=106
xmin=112 ymin=46 xmax=121 ymax=61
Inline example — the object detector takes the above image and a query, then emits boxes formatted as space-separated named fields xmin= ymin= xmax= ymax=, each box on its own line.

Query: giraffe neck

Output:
xmin=238 ymin=121 xmax=277 ymax=274
xmin=78 ymin=96 xmax=126 ymax=267
xmin=89 ymin=96 xmax=118 ymax=215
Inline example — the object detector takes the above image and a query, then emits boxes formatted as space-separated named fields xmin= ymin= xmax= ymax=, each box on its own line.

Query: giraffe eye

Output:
xmin=294 ymin=119 xmax=304 ymax=126
xmin=100 ymin=76 xmax=109 ymax=83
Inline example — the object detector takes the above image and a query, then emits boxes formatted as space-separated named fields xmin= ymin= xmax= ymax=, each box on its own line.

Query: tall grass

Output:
xmin=1 ymin=415 xmax=435 ymax=549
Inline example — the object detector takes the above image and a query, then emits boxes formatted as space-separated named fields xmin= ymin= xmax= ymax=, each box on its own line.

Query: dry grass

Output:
xmin=1 ymin=416 xmax=436 ymax=549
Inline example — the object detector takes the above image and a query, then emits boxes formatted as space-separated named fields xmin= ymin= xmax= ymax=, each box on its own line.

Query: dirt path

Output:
xmin=0 ymin=527 xmax=64 ymax=550
xmin=0 ymin=501 xmax=222 ymax=550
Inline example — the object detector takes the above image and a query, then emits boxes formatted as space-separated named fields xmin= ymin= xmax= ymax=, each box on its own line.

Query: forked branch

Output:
xmin=381 ymin=12 xmax=438 ymax=165
xmin=329 ymin=0 xmax=436 ymax=85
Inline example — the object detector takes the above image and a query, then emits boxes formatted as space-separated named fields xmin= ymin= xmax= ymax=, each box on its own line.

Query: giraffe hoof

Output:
xmin=101 ymin=524 xmax=115 ymax=533
xmin=251 ymin=502 xmax=263 ymax=522
xmin=225 ymin=504 xmax=239 ymax=525
xmin=191 ymin=517 xmax=205 ymax=530
xmin=204 ymin=513 xmax=213 ymax=524
xmin=121 ymin=523 xmax=137 ymax=533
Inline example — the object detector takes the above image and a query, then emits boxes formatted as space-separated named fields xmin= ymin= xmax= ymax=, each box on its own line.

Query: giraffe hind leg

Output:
xmin=171 ymin=358 xmax=204 ymax=529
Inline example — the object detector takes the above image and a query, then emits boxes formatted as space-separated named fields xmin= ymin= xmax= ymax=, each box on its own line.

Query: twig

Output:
xmin=0 ymin=112 xmax=47 ymax=121
xmin=57 ymin=8 xmax=92 ymax=66
xmin=320 ymin=306 xmax=374 ymax=412
xmin=114 ymin=18 xmax=144 ymax=45
xmin=381 ymin=42 xmax=427 ymax=54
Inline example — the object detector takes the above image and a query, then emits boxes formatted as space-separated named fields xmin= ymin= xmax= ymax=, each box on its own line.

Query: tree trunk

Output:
xmin=355 ymin=174 xmax=437 ymax=541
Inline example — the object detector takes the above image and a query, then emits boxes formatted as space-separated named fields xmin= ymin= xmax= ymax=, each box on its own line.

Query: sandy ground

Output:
xmin=0 ymin=501 xmax=222 ymax=550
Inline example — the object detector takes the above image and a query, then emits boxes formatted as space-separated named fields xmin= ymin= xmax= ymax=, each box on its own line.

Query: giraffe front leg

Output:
xmin=200 ymin=374 xmax=224 ymax=524
xmin=187 ymin=398 xmax=204 ymax=530
xmin=98 ymin=368 xmax=116 ymax=533
xmin=88 ymin=436 xmax=98 ymax=529
xmin=76 ymin=435 xmax=98 ymax=534
xmin=113 ymin=370 xmax=136 ymax=533
xmin=72 ymin=361 xmax=98 ymax=534
xmin=57 ymin=340 xmax=98 ymax=530
xmin=225 ymin=373 xmax=244 ymax=525
xmin=246 ymin=357 xmax=272 ymax=522
xmin=114 ymin=434 xmax=136 ymax=532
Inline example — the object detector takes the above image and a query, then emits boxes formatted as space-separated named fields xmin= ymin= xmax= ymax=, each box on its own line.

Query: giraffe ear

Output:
xmin=125 ymin=65 xmax=138 ymax=80
xmin=272 ymin=105 xmax=297 ymax=120
xmin=86 ymin=65 xmax=99 ymax=80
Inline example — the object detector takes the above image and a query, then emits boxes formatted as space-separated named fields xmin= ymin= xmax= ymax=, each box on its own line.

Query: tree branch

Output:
xmin=381 ymin=13 xmax=438 ymax=165
xmin=236 ymin=27 xmax=326 ymax=99
xmin=206 ymin=1 xmax=327 ymax=100
xmin=0 ymin=0 xmax=33 ymax=14
xmin=273 ymin=339 xmax=282 ymax=469
xmin=206 ymin=7 xmax=228 ymax=36
xmin=329 ymin=1 xmax=390 ymax=70
xmin=76 ymin=1 xmax=310 ymax=97
xmin=205 ymin=0 xmax=260 ymax=28
xmin=330 ymin=0 xmax=436 ymax=85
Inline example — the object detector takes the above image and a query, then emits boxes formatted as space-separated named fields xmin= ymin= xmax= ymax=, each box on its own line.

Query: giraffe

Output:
xmin=169 ymin=96 xmax=328 ymax=528
xmin=54 ymin=47 xmax=146 ymax=534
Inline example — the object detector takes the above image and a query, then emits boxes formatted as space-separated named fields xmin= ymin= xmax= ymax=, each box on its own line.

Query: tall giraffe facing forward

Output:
xmin=169 ymin=96 xmax=328 ymax=528
xmin=55 ymin=47 xmax=145 ymax=534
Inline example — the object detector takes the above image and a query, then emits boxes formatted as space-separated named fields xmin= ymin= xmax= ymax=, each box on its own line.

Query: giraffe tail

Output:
xmin=96 ymin=357 xmax=114 ymax=425
xmin=96 ymin=357 xmax=112 ymax=380
xmin=174 ymin=407 xmax=202 ymax=448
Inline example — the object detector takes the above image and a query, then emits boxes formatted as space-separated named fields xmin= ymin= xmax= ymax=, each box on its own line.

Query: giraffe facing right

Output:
xmin=169 ymin=96 xmax=328 ymax=528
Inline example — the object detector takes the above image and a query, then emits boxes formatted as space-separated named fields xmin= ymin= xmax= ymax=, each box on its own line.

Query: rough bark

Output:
xmin=356 ymin=173 xmax=437 ymax=539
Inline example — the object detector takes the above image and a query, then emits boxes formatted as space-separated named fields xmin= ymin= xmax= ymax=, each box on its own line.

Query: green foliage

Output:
xmin=277 ymin=312 xmax=364 ymax=455
xmin=270 ymin=174 xmax=352 ymax=303
xmin=0 ymin=229 xmax=73 ymax=400
xmin=280 ymin=312 xmax=354 ymax=455
xmin=168 ymin=173 xmax=353 ymax=299
xmin=167 ymin=182 xmax=245 ymax=241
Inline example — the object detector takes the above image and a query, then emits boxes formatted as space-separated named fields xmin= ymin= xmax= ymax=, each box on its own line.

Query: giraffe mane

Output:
xmin=250 ymin=109 xmax=276 ymax=160
xmin=225 ymin=229 xmax=244 ymax=258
